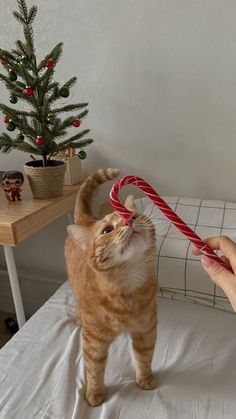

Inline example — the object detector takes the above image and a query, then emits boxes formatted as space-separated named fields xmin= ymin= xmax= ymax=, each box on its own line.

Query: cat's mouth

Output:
xmin=126 ymin=227 xmax=141 ymax=245
xmin=119 ymin=226 xmax=144 ymax=254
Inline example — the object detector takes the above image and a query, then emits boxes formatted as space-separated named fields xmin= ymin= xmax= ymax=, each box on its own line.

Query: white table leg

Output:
xmin=3 ymin=245 xmax=26 ymax=328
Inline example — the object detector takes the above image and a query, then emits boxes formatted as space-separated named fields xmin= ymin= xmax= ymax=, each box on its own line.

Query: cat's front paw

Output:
xmin=136 ymin=374 xmax=157 ymax=390
xmin=85 ymin=387 xmax=107 ymax=407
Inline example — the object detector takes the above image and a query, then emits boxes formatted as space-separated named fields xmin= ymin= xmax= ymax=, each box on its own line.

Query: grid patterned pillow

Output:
xmin=135 ymin=196 xmax=236 ymax=313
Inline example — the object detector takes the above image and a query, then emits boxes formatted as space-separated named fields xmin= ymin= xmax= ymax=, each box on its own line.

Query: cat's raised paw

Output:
xmin=85 ymin=387 xmax=107 ymax=407
xmin=136 ymin=374 xmax=157 ymax=390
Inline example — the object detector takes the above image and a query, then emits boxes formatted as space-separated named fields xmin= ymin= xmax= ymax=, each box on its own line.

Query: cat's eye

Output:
xmin=101 ymin=226 xmax=114 ymax=235
xmin=132 ymin=214 xmax=139 ymax=220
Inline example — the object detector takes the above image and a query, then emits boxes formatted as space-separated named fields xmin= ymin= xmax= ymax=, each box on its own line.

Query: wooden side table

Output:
xmin=0 ymin=181 xmax=80 ymax=328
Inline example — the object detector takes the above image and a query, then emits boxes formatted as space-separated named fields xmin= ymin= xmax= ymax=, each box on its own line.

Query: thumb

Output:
xmin=201 ymin=255 xmax=234 ymax=289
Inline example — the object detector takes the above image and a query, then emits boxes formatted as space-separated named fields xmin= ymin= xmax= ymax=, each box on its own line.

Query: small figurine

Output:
xmin=1 ymin=170 xmax=24 ymax=202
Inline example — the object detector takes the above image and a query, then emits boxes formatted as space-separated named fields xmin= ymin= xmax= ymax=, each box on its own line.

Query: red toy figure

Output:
xmin=1 ymin=170 xmax=24 ymax=202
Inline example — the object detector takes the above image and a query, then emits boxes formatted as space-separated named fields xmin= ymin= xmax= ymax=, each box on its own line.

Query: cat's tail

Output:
xmin=74 ymin=168 xmax=120 ymax=225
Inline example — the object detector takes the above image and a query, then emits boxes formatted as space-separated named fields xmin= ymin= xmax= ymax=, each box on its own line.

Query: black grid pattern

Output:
xmin=135 ymin=196 xmax=236 ymax=314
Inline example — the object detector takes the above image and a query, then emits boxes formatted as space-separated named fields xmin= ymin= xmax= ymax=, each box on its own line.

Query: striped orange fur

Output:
xmin=65 ymin=168 xmax=158 ymax=406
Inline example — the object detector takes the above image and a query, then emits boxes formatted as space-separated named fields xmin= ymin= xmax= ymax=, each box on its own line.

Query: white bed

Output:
xmin=1 ymin=195 xmax=236 ymax=419
xmin=0 ymin=281 xmax=236 ymax=419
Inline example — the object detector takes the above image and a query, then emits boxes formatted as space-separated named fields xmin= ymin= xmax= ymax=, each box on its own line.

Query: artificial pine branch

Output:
xmin=0 ymin=104 xmax=37 ymax=119
xmin=37 ymin=42 xmax=63 ymax=71
xmin=57 ymin=115 xmax=74 ymax=131
xmin=28 ymin=6 xmax=38 ymax=24
xmin=14 ymin=142 xmax=40 ymax=153
xmin=17 ymin=0 xmax=28 ymax=21
xmin=40 ymin=67 xmax=54 ymax=84
xmin=0 ymin=104 xmax=21 ymax=120
xmin=0 ymin=135 xmax=39 ymax=154
xmin=11 ymin=49 xmax=22 ymax=57
xmin=76 ymin=109 xmax=89 ymax=120
xmin=17 ymin=64 xmax=35 ymax=85
xmin=0 ymin=48 xmax=16 ymax=64
xmin=15 ymin=40 xmax=28 ymax=57
xmin=56 ymin=109 xmax=89 ymax=132
xmin=47 ymin=85 xmax=60 ymax=104
xmin=56 ymin=139 xmax=93 ymax=151
xmin=0 ymin=73 xmax=23 ymax=94
xmin=50 ymin=43 xmax=63 ymax=64
xmin=15 ymin=80 xmax=26 ymax=88
xmin=47 ymin=81 xmax=59 ymax=91
xmin=0 ymin=74 xmax=39 ymax=112
xmin=64 ymin=77 xmax=77 ymax=88
xmin=17 ymin=118 xmax=37 ymax=139
xmin=49 ymin=118 xmax=64 ymax=137
xmin=51 ymin=103 xmax=88 ymax=114
xmin=58 ymin=129 xmax=90 ymax=146
xmin=0 ymin=132 xmax=14 ymax=141
xmin=13 ymin=11 xmax=26 ymax=24
xmin=23 ymin=25 xmax=34 ymax=54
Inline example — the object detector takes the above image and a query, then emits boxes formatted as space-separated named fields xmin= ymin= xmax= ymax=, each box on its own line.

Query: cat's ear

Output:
xmin=125 ymin=195 xmax=138 ymax=213
xmin=67 ymin=225 xmax=90 ymax=249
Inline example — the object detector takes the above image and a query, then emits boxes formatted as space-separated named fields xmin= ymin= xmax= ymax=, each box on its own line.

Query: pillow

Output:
xmin=135 ymin=196 xmax=236 ymax=313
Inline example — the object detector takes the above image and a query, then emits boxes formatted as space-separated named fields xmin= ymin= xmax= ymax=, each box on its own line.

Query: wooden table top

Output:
xmin=0 ymin=181 xmax=81 ymax=246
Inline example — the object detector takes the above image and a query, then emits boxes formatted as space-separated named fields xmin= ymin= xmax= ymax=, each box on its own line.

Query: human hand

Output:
xmin=193 ymin=236 xmax=236 ymax=312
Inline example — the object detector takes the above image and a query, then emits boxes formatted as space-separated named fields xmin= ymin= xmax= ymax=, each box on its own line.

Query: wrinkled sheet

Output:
xmin=0 ymin=282 xmax=236 ymax=419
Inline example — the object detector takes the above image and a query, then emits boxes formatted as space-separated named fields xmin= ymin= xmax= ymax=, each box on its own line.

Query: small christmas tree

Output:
xmin=0 ymin=0 xmax=93 ymax=167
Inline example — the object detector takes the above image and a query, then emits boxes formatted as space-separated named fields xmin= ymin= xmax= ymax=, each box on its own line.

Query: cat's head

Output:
xmin=67 ymin=196 xmax=156 ymax=272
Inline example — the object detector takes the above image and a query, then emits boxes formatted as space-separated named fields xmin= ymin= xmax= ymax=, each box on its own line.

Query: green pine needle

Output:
xmin=11 ymin=49 xmax=23 ymax=57
xmin=0 ymin=73 xmax=23 ymax=94
xmin=28 ymin=6 xmax=38 ymax=24
xmin=15 ymin=40 xmax=28 ymax=57
xmin=0 ymin=104 xmax=36 ymax=119
xmin=47 ymin=82 xmax=59 ymax=92
xmin=64 ymin=77 xmax=77 ymax=89
xmin=58 ymin=129 xmax=90 ymax=146
xmin=23 ymin=25 xmax=34 ymax=54
xmin=37 ymin=42 xmax=63 ymax=72
xmin=15 ymin=142 xmax=39 ymax=153
xmin=76 ymin=109 xmax=89 ymax=120
xmin=51 ymin=103 xmax=88 ymax=114
xmin=0 ymin=48 xmax=16 ymax=63
xmin=17 ymin=0 xmax=28 ymax=21
xmin=13 ymin=11 xmax=26 ymax=24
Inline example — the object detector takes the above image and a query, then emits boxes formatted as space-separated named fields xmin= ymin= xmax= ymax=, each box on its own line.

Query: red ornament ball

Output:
xmin=35 ymin=136 xmax=45 ymax=145
xmin=73 ymin=119 xmax=81 ymax=128
xmin=3 ymin=114 xmax=10 ymax=123
xmin=46 ymin=59 xmax=55 ymax=69
xmin=0 ymin=59 xmax=6 ymax=66
xmin=23 ymin=86 xmax=33 ymax=96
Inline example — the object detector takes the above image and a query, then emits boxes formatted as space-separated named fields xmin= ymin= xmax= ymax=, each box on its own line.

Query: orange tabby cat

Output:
xmin=65 ymin=168 xmax=158 ymax=406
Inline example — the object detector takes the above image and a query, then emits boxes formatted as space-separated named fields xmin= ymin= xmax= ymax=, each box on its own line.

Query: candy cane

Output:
xmin=110 ymin=175 xmax=232 ymax=272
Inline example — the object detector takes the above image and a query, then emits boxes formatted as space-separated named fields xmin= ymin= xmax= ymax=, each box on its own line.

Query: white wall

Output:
xmin=1 ymin=0 xmax=236 ymax=313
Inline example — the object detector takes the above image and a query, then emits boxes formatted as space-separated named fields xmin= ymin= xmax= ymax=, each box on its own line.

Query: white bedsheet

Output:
xmin=0 ymin=282 xmax=236 ymax=419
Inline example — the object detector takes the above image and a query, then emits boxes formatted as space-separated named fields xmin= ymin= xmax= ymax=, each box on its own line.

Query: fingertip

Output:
xmin=192 ymin=247 xmax=201 ymax=256
xmin=201 ymin=255 xmax=213 ymax=268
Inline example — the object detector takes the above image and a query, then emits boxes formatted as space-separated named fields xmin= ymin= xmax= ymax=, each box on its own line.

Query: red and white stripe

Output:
xmin=110 ymin=175 xmax=232 ymax=271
